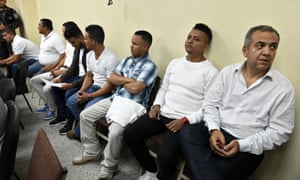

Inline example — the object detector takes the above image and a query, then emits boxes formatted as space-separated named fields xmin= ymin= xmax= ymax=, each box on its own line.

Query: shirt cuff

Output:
xmin=206 ymin=120 xmax=219 ymax=132
xmin=238 ymin=138 xmax=251 ymax=152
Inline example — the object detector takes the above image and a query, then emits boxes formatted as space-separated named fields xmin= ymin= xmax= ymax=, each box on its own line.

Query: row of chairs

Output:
xmin=0 ymin=60 xmax=66 ymax=179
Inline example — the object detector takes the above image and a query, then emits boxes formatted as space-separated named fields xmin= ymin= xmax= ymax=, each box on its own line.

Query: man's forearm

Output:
xmin=108 ymin=72 xmax=134 ymax=85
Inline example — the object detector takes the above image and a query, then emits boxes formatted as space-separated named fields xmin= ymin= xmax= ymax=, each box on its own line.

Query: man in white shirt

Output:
xmin=29 ymin=18 xmax=66 ymax=78
xmin=65 ymin=24 xmax=119 ymax=139
xmin=0 ymin=27 xmax=39 ymax=77
xmin=124 ymin=23 xmax=218 ymax=180
xmin=179 ymin=25 xmax=295 ymax=180
xmin=30 ymin=18 xmax=66 ymax=120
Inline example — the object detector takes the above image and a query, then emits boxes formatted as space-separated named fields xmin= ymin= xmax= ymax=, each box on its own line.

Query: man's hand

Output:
xmin=52 ymin=77 xmax=62 ymax=83
xmin=222 ymin=140 xmax=240 ymax=157
xmin=51 ymin=69 xmax=65 ymax=77
xmin=166 ymin=119 xmax=184 ymax=133
xmin=209 ymin=129 xmax=226 ymax=157
xmin=149 ymin=105 xmax=160 ymax=120
xmin=77 ymin=91 xmax=90 ymax=104
xmin=209 ymin=130 xmax=240 ymax=158
xmin=0 ymin=60 xmax=5 ymax=65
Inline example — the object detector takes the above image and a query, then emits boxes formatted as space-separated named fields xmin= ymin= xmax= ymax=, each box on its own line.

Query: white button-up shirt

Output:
xmin=203 ymin=62 xmax=295 ymax=155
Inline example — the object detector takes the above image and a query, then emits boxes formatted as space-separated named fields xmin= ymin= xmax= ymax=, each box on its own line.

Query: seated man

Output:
xmin=72 ymin=30 xmax=157 ymax=180
xmin=124 ymin=23 xmax=218 ymax=180
xmin=48 ymin=21 xmax=90 ymax=128
xmin=34 ymin=18 xmax=66 ymax=75
xmin=0 ymin=0 xmax=24 ymax=61
xmin=30 ymin=18 xmax=67 ymax=120
xmin=0 ymin=27 xmax=40 ymax=77
xmin=179 ymin=25 xmax=295 ymax=180
xmin=64 ymin=24 xmax=119 ymax=138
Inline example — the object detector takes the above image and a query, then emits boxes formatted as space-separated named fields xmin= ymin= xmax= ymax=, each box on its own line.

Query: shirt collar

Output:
xmin=43 ymin=31 xmax=54 ymax=40
xmin=234 ymin=61 xmax=274 ymax=80
xmin=130 ymin=53 xmax=150 ymax=62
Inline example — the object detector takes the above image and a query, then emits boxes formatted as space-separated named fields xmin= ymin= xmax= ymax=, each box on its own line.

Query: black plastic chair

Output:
xmin=0 ymin=77 xmax=16 ymax=101
xmin=0 ymin=98 xmax=8 ymax=147
xmin=0 ymin=77 xmax=24 ymax=129
xmin=13 ymin=59 xmax=33 ymax=112
xmin=0 ymin=100 xmax=21 ymax=180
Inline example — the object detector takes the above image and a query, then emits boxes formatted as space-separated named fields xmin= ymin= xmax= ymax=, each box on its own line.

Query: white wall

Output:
xmin=14 ymin=0 xmax=300 ymax=179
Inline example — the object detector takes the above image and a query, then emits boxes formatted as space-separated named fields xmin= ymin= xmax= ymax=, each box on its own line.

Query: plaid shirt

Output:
xmin=112 ymin=54 xmax=157 ymax=107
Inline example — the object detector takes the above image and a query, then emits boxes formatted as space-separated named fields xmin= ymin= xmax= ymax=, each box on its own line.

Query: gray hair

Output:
xmin=244 ymin=25 xmax=280 ymax=48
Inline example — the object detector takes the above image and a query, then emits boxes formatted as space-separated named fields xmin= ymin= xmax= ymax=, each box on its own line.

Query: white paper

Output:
xmin=41 ymin=78 xmax=65 ymax=88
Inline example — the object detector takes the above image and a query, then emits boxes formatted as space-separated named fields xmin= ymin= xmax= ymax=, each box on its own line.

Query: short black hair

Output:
xmin=63 ymin=21 xmax=83 ymax=39
xmin=40 ymin=18 xmax=53 ymax=31
xmin=134 ymin=30 xmax=153 ymax=47
xmin=193 ymin=23 xmax=213 ymax=44
xmin=2 ymin=26 xmax=16 ymax=35
xmin=85 ymin=24 xmax=105 ymax=44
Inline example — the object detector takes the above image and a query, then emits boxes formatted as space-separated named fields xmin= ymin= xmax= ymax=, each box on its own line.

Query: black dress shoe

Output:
xmin=59 ymin=120 xmax=73 ymax=134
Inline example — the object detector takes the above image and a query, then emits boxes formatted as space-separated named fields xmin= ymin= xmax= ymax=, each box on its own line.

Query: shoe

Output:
xmin=138 ymin=171 xmax=158 ymax=180
xmin=72 ymin=153 xmax=101 ymax=165
xmin=49 ymin=117 xmax=66 ymax=126
xmin=66 ymin=130 xmax=80 ymax=141
xmin=59 ymin=120 xmax=74 ymax=135
xmin=36 ymin=105 xmax=49 ymax=113
xmin=98 ymin=166 xmax=115 ymax=180
xmin=43 ymin=111 xmax=56 ymax=120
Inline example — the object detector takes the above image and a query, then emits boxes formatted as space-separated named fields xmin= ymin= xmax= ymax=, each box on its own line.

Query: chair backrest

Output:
xmin=147 ymin=76 xmax=161 ymax=108
xmin=0 ymin=78 xmax=16 ymax=101
xmin=27 ymin=129 xmax=67 ymax=180
xmin=0 ymin=98 xmax=8 ymax=148
xmin=0 ymin=100 xmax=20 ymax=180
xmin=14 ymin=59 xmax=30 ymax=95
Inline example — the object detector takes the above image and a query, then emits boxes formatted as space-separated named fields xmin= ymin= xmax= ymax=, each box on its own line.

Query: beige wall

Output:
xmin=13 ymin=0 xmax=300 ymax=179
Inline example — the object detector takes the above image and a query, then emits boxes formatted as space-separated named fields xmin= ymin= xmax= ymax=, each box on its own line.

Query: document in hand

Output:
xmin=41 ymin=78 xmax=65 ymax=88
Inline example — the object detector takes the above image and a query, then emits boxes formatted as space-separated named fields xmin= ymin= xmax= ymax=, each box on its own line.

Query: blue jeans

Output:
xmin=28 ymin=61 xmax=43 ymax=77
xmin=66 ymin=85 xmax=112 ymax=138
xmin=11 ymin=58 xmax=38 ymax=78
xmin=179 ymin=122 xmax=264 ymax=180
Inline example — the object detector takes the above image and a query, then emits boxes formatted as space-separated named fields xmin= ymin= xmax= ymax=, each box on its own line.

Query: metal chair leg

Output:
xmin=22 ymin=93 xmax=33 ymax=112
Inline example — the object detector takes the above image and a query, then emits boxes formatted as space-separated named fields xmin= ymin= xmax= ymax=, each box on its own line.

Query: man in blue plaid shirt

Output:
xmin=72 ymin=30 xmax=157 ymax=180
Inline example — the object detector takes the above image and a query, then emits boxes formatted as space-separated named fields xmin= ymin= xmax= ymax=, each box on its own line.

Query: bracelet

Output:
xmin=182 ymin=117 xmax=189 ymax=125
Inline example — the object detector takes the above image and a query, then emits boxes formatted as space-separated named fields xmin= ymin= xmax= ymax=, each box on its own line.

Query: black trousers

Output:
xmin=179 ymin=122 xmax=264 ymax=180
xmin=124 ymin=114 xmax=182 ymax=180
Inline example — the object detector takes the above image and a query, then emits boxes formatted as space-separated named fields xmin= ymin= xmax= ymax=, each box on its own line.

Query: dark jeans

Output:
xmin=179 ymin=122 xmax=264 ymax=180
xmin=11 ymin=58 xmax=38 ymax=78
xmin=51 ymin=76 xmax=81 ymax=120
xmin=124 ymin=114 xmax=182 ymax=180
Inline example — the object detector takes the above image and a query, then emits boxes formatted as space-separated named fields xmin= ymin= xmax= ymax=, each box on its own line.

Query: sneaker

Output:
xmin=59 ymin=120 xmax=74 ymax=135
xmin=49 ymin=117 xmax=66 ymax=126
xmin=36 ymin=105 xmax=49 ymax=113
xmin=138 ymin=171 xmax=158 ymax=180
xmin=98 ymin=166 xmax=115 ymax=180
xmin=72 ymin=153 xmax=101 ymax=165
xmin=43 ymin=111 xmax=56 ymax=120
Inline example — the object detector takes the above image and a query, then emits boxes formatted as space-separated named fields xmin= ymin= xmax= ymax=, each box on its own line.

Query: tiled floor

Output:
xmin=13 ymin=93 xmax=141 ymax=180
